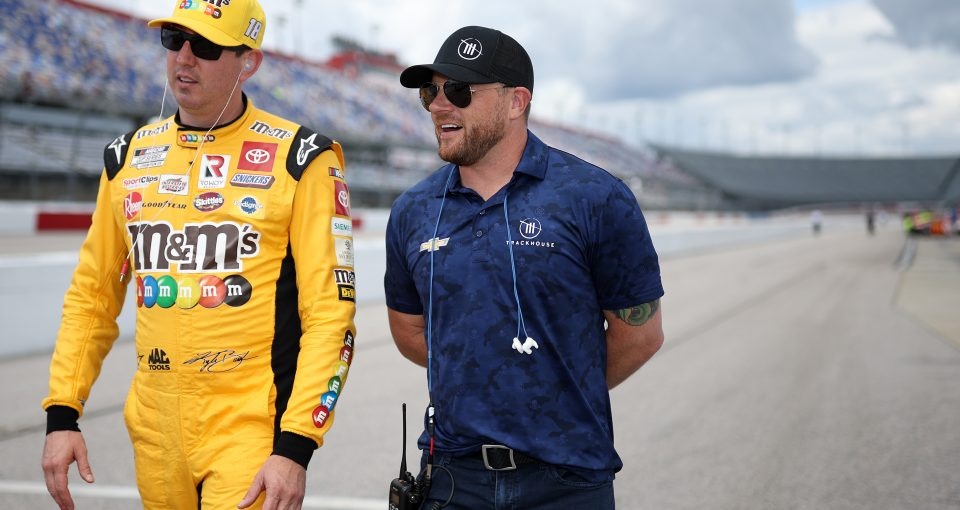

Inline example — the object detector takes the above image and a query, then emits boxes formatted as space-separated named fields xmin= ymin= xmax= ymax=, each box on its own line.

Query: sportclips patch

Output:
xmin=312 ymin=330 xmax=354 ymax=428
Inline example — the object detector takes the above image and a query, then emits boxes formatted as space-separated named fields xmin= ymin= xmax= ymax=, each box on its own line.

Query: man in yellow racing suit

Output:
xmin=40 ymin=0 xmax=356 ymax=508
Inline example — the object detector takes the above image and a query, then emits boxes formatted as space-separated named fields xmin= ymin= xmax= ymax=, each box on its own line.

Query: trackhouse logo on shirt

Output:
xmin=506 ymin=217 xmax=556 ymax=248
xmin=519 ymin=218 xmax=542 ymax=239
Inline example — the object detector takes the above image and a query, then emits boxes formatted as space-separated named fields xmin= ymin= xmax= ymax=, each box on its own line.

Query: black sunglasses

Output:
xmin=160 ymin=26 xmax=243 ymax=61
xmin=418 ymin=80 xmax=506 ymax=111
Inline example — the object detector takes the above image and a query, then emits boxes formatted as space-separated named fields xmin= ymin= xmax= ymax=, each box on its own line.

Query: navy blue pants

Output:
xmin=419 ymin=452 xmax=615 ymax=509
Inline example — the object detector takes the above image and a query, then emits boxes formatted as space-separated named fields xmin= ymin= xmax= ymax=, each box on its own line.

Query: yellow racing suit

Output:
xmin=43 ymin=96 xmax=356 ymax=508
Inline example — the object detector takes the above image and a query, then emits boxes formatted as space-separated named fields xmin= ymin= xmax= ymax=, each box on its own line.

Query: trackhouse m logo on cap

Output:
xmin=458 ymin=38 xmax=483 ymax=60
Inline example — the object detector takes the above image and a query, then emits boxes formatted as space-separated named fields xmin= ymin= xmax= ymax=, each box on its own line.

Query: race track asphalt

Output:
xmin=1 ymin=224 xmax=958 ymax=509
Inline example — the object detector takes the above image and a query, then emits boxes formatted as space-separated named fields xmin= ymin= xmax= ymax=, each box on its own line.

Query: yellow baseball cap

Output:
xmin=148 ymin=0 xmax=267 ymax=50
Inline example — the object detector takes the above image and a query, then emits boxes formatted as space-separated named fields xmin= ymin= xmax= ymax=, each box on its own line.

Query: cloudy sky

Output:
xmin=85 ymin=0 xmax=960 ymax=156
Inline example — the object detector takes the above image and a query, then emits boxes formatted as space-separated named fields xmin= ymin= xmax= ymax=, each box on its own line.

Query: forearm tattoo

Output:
xmin=614 ymin=299 xmax=660 ymax=326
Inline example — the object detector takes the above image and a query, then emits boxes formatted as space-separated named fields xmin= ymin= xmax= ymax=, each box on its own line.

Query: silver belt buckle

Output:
xmin=481 ymin=444 xmax=517 ymax=471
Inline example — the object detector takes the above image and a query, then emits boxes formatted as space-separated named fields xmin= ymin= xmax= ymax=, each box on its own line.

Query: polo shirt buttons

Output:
xmin=475 ymin=230 xmax=483 ymax=238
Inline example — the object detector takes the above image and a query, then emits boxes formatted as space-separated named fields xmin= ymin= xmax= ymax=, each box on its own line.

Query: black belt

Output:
xmin=479 ymin=444 xmax=537 ymax=471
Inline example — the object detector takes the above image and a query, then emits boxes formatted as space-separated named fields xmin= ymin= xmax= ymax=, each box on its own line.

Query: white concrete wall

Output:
xmin=0 ymin=202 xmax=841 ymax=358
xmin=0 ymin=202 xmax=40 ymax=235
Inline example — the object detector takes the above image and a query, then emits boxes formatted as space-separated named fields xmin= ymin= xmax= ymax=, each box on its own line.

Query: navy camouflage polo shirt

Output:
xmin=384 ymin=131 xmax=663 ymax=480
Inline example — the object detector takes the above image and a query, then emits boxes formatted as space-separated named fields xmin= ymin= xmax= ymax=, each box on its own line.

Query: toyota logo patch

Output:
xmin=245 ymin=149 xmax=271 ymax=165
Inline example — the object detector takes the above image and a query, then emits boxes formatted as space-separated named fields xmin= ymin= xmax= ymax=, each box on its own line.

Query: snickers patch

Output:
xmin=231 ymin=173 xmax=275 ymax=189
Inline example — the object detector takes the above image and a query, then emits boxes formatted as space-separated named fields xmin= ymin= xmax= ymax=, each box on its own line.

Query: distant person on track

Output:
xmin=40 ymin=0 xmax=356 ymax=509
xmin=811 ymin=209 xmax=823 ymax=236
xmin=384 ymin=25 xmax=665 ymax=509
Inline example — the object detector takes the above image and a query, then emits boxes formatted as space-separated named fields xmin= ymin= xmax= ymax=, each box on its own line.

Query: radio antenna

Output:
xmin=398 ymin=403 xmax=408 ymax=479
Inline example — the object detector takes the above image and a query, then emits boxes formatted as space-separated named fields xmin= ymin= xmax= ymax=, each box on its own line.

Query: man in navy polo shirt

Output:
xmin=385 ymin=25 xmax=664 ymax=509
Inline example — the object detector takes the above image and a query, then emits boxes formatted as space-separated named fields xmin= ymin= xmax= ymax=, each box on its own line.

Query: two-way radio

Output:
xmin=388 ymin=403 xmax=430 ymax=509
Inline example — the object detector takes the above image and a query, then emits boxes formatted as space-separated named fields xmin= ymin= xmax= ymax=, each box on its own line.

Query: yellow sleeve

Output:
xmin=42 ymin=171 xmax=130 ymax=415
xmin=281 ymin=143 xmax=356 ymax=446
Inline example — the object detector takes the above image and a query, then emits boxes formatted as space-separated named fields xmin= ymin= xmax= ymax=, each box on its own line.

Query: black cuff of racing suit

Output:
xmin=46 ymin=405 xmax=81 ymax=435
xmin=273 ymin=432 xmax=318 ymax=470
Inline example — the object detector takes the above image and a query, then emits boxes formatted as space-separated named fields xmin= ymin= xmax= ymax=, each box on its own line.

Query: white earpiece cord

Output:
xmin=426 ymin=166 xmax=456 ymax=394
xmin=503 ymin=192 xmax=536 ymax=354
xmin=121 ymin=68 xmax=243 ymax=281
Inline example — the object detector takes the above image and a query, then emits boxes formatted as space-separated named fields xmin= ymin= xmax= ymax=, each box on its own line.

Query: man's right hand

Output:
xmin=41 ymin=430 xmax=95 ymax=510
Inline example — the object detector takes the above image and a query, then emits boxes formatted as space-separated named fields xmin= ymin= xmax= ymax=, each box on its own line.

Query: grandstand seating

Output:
xmin=655 ymin=145 xmax=960 ymax=209
xmin=0 ymin=102 xmax=133 ymax=174
xmin=0 ymin=0 xmax=730 ymax=209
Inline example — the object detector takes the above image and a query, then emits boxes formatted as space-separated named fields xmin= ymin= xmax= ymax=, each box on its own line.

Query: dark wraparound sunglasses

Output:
xmin=161 ymin=26 xmax=244 ymax=61
xmin=419 ymin=80 xmax=506 ymax=111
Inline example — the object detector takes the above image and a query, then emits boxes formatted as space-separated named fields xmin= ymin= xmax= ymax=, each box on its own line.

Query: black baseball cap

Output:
xmin=400 ymin=26 xmax=534 ymax=92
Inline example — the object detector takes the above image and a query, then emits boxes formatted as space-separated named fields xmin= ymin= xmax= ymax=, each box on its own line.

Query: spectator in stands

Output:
xmin=39 ymin=1 xmax=356 ymax=509
xmin=384 ymin=26 xmax=665 ymax=509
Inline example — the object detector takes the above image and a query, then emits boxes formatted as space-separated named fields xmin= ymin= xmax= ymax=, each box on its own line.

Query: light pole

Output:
xmin=293 ymin=0 xmax=304 ymax=57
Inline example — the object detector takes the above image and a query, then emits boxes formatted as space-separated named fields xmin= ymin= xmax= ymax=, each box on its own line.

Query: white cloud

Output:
xmin=568 ymin=0 xmax=960 ymax=155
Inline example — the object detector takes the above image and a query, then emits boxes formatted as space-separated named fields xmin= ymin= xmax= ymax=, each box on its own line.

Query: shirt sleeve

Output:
xmin=383 ymin=201 xmax=424 ymax=314
xmin=591 ymin=179 xmax=664 ymax=310
xmin=279 ymin=144 xmax=356 ymax=460
xmin=42 ymin=171 xmax=130 ymax=419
